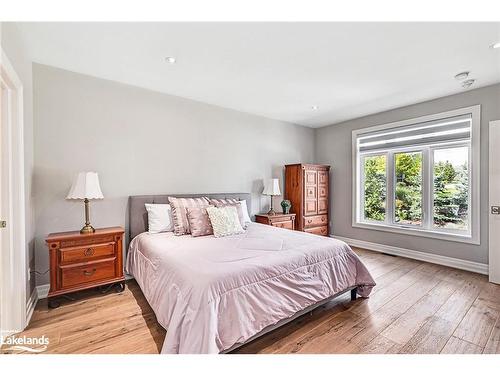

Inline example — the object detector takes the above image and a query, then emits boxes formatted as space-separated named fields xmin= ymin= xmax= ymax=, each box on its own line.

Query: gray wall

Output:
xmin=33 ymin=64 xmax=315 ymax=286
xmin=316 ymin=83 xmax=500 ymax=265
xmin=1 ymin=23 xmax=36 ymax=300
xmin=30 ymin=63 xmax=500 ymax=286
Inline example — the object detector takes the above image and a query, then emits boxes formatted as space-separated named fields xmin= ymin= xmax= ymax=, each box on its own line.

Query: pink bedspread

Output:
xmin=125 ymin=223 xmax=375 ymax=354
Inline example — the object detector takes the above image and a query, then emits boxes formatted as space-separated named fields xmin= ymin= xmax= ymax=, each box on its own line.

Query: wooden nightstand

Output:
xmin=255 ymin=213 xmax=296 ymax=230
xmin=46 ymin=226 xmax=125 ymax=307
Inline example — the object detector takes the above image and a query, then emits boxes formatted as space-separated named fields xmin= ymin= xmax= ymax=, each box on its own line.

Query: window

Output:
xmin=394 ymin=151 xmax=422 ymax=226
xmin=362 ymin=154 xmax=386 ymax=222
xmin=433 ymin=146 xmax=469 ymax=231
xmin=353 ymin=106 xmax=480 ymax=244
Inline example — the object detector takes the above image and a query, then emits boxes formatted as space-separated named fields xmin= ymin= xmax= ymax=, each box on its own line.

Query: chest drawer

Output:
xmin=60 ymin=258 xmax=117 ymax=289
xmin=304 ymin=225 xmax=328 ymax=236
xmin=60 ymin=242 xmax=115 ymax=264
xmin=271 ymin=220 xmax=294 ymax=230
xmin=303 ymin=214 xmax=328 ymax=228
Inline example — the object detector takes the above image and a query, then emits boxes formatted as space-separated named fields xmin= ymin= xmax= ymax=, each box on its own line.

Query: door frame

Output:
xmin=0 ymin=48 xmax=27 ymax=339
xmin=489 ymin=120 xmax=500 ymax=284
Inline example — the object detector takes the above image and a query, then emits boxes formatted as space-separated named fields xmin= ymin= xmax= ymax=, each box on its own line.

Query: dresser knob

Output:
xmin=84 ymin=248 xmax=94 ymax=256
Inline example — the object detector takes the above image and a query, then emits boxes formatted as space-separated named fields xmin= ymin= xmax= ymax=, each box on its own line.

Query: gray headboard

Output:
xmin=128 ymin=193 xmax=252 ymax=240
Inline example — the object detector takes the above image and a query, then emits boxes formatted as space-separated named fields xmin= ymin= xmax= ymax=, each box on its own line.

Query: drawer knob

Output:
xmin=83 ymin=268 xmax=96 ymax=276
xmin=84 ymin=248 xmax=94 ymax=256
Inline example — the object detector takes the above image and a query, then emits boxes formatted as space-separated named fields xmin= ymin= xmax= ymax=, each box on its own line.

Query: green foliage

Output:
xmin=394 ymin=153 xmax=422 ymax=224
xmin=363 ymin=150 xmax=468 ymax=230
xmin=363 ymin=155 xmax=386 ymax=221
xmin=433 ymin=161 xmax=468 ymax=228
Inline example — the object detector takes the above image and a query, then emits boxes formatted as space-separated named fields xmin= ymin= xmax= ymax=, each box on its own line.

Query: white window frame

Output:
xmin=352 ymin=105 xmax=480 ymax=245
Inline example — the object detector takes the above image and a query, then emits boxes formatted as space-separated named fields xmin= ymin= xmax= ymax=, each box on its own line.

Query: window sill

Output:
xmin=352 ymin=221 xmax=479 ymax=245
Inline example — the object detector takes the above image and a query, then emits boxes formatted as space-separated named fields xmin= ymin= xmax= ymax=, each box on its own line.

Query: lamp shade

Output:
xmin=66 ymin=172 xmax=104 ymax=200
xmin=262 ymin=178 xmax=281 ymax=196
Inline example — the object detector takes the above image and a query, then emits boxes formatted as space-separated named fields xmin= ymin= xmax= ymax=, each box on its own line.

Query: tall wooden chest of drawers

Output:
xmin=285 ymin=164 xmax=330 ymax=236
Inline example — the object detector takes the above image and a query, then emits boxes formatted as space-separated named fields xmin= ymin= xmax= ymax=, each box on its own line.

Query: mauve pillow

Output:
xmin=168 ymin=196 xmax=210 ymax=235
xmin=209 ymin=198 xmax=239 ymax=205
xmin=186 ymin=207 xmax=213 ymax=237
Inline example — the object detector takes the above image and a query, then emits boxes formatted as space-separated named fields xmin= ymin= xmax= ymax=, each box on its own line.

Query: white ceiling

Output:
xmin=14 ymin=22 xmax=500 ymax=127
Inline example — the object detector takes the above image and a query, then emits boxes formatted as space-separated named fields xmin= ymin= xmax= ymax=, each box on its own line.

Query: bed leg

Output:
xmin=350 ymin=287 xmax=358 ymax=301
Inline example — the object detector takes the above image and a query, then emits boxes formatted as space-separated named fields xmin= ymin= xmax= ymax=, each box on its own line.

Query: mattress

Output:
xmin=125 ymin=222 xmax=375 ymax=354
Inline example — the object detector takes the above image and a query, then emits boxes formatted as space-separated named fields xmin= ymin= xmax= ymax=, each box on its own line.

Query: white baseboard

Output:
xmin=25 ymin=288 xmax=38 ymax=326
xmin=34 ymin=277 xmax=134 ymax=300
xmin=333 ymin=235 xmax=488 ymax=275
xmin=36 ymin=284 xmax=50 ymax=300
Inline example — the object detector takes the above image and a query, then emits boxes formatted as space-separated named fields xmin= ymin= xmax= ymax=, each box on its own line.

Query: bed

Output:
xmin=126 ymin=194 xmax=376 ymax=354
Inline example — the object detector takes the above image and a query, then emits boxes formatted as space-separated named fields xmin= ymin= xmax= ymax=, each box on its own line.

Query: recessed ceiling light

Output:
xmin=165 ymin=57 xmax=176 ymax=64
xmin=311 ymin=105 xmax=319 ymax=110
xmin=490 ymin=42 xmax=500 ymax=49
xmin=462 ymin=79 xmax=476 ymax=89
xmin=454 ymin=71 xmax=469 ymax=81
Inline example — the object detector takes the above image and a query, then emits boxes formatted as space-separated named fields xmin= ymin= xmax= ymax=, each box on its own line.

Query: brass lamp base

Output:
xmin=80 ymin=224 xmax=96 ymax=234
xmin=267 ymin=195 xmax=277 ymax=215
xmin=80 ymin=198 xmax=96 ymax=234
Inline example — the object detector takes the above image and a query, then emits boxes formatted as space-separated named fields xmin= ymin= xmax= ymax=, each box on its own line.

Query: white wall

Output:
xmin=33 ymin=63 xmax=315 ymax=286
xmin=1 ymin=22 xmax=36 ymax=300
xmin=316 ymin=83 xmax=500 ymax=265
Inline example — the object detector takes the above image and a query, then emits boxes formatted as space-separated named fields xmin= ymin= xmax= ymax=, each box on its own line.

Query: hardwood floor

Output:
xmin=2 ymin=247 xmax=500 ymax=354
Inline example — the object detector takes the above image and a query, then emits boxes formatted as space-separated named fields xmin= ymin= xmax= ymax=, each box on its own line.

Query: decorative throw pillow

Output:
xmin=209 ymin=198 xmax=239 ymax=206
xmin=238 ymin=200 xmax=252 ymax=224
xmin=168 ymin=197 xmax=210 ymax=235
xmin=206 ymin=206 xmax=245 ymax=238
xmin=186 ymin=207 xmax=213 ymax=237
xmin=145 ymin=203 xmax=174 ymax=233
xmin=210 ymin=200 xmax=247 ymax=228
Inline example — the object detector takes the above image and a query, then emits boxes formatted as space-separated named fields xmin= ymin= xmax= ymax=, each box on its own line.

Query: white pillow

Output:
xmin=145 ymin=203 xmax=173 ymax=233
xmin=239 ymin=199 xmax=252 ymax=223
xmin=206 ymin=206 xmax=245 ymax=238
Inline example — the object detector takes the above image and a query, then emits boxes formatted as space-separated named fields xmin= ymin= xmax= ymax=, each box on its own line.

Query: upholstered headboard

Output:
xmin=128 ymin=193 xmax=252 ymax=240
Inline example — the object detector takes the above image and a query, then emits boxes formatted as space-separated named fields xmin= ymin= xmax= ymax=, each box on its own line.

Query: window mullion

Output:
xmin=422 ymin=148 xmax=432 ymax=230
xmin=386 ymin=151 xmax=394 ymax=225
xmin=360 ymin=155 xmax=365 ymax=222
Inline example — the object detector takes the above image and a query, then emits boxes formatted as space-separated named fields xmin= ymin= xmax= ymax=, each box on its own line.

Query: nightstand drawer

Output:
xmin=255 ymin=213 xmax=296 ymax=231
xmin=60 ymin=242 xmax=115 ymax=264
xmin=268 ymin=215 xmax=293 ymax=224
xmin=271 ymin=220 xmax=294 ymax=230
xmin=304 ymin=225 xmax=328 ymax=236
xmin=60 ymin=259 xmax=116 ymax=289
xmin=303 ymin=214 xmax=327 ymax=228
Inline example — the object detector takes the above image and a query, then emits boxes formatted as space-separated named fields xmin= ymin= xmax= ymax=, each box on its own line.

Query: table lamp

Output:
xmin=263 ymin=178 xmax=281 ymax=215
xmin=66 ymin=172 xmax=104 ymax=234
